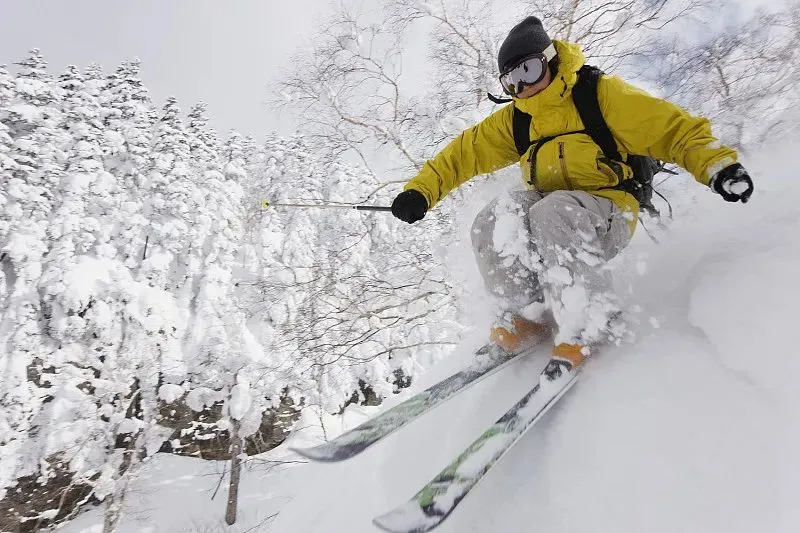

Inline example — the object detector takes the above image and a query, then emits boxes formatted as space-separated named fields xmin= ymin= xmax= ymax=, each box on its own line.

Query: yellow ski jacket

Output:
xmin=404 ymin=41 xmax=738 ymax=233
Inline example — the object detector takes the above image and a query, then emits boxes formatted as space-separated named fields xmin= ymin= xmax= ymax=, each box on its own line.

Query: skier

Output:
xmin=390 ymin=16 xmax=754 ymax=370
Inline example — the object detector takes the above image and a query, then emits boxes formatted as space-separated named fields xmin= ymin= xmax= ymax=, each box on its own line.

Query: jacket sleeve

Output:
xmin=404 ymin=104 xmax=520 ymax=209
xmin=598 ymin=75 xmax=738 ymax=186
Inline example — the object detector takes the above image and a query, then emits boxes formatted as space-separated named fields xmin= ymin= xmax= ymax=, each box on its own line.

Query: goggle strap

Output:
xmin=488 ymin=92 xmax=513 ymax=104
xmin=542 ymin=43 xmax=557 ymax=63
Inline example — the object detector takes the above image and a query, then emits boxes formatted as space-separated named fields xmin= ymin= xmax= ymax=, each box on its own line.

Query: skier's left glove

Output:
xmin=710 ymin=163 xmax=754 ymax=203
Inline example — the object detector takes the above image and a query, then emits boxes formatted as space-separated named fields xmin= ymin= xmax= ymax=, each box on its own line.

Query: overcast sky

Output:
xmin=0 ymin=0 xmax=336 ymax=138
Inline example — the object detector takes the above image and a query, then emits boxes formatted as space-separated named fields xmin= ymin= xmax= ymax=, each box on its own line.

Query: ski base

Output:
xmin=372 ymin=363 xmax=581 ymax=533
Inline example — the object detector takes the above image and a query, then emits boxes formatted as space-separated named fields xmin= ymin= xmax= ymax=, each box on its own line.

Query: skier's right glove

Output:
xmin=391 ymin=189 xmax=428 ymax=224
xmin=710 ymin=163 xmax=754 ymax=203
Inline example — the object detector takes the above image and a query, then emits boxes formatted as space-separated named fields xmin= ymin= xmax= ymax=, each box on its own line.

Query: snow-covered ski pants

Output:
xmin=471 ymin=190 xmax=632 ymax=344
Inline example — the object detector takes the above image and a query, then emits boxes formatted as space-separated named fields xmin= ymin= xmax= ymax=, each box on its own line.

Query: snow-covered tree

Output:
xmin=96 ymin=60 xmax=153 ymax=269
xmin=647 ymin=5 xmax=798 ymax=149
xmin=140 ymin=96 xmax=195 ymax=292
xmin=0 ymin=56 xmax=176 ymax=530
xmin=236 ymin=135 xmax=457 ymax=426
xmin=0 ymin=65 xmax=14 ymax=108
xmin=186 ymin=102 xmax=221 ymax=167
xmin=0 ymin=49 xmax=68 ymax=501
xmin=515 ymin=0 xmax=701 ymax=69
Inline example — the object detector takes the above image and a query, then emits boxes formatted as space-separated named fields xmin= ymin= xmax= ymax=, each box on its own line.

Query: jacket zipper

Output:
xmin=558 ymin=142 xmax=575 ymax=190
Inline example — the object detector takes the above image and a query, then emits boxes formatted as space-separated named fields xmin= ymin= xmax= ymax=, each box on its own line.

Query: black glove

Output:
xmin=710 ymin=163 xmax=754 ymax=203
xmin=391 ymin=189 xmax=428 ymax=224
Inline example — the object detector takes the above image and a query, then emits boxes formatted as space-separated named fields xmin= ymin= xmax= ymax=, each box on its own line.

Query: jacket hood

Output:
xmin=514 ymin=40 xmax=586 ymax=116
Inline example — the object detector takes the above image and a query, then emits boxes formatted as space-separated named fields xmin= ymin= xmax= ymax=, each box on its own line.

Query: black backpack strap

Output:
xmin=572 ymin=65 xmax=622 ymax=162
xmin=512 ymin=106 xmax=532 ymax=157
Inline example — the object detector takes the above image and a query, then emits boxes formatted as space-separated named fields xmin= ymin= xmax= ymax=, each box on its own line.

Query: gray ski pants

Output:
xmin=471 ymin=190 xmax=632 ymax=344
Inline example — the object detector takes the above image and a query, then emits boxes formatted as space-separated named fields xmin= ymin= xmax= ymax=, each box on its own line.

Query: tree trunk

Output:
xmin=103 ymin=480 xmax=126 ymax=533
xmin=225 ymin=419 xmax=243 ymax=525
xmin=103 ymin=445 xmax=138 ymax=533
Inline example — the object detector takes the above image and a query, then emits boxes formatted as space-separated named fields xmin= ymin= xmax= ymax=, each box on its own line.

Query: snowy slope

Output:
xmin=63 ymin=143 xmax=800 ymax=533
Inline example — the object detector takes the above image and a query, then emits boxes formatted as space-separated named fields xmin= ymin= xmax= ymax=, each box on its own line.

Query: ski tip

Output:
xmin=289 ymin=435 xmax=374 ymax=462
xmin=288 ymin=445 xmax=337 ymax=462
xmin=372 ymin=514 xmax=416 ymax=533
xmin=371 ymin=516 xmax=397 ymax=533
xmin=287 ymin=446 xmax=313 ymax=460
xmin=373 ymin=502 xmax=441 ymax=533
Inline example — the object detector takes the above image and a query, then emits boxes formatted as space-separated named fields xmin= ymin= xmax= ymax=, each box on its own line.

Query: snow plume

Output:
xmin=0 ymin=51 xmax=457 ymax=529
xmin=491 ymin=194 xmax=537 ymax=271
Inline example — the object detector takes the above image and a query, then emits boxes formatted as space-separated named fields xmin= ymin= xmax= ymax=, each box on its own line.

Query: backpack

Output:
xmin=511 ymin=65 xmax=669 ymax=218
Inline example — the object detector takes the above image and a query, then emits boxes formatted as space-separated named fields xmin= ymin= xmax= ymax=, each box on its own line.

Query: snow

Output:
xmin=185 ymin=387 xmax=222 ymax=413
xmin=59 ymin=139 xmax=800 ymax=533
xmin=6 ymin=103 xmax=42 ymax=122
xmin=229 ymin=381 xmax=253 ymax=421
xmin=491 ymin=196 xmax=534 ymax=269
xmin=158 ymin=384 xmax=184 ymax=404
xmin=59 ymin=256 xmax=112 ymax=311
xmin=727 ymin=179 xmax=750 ymax=195
xmin=635 ymin=256 xmax=648 ymax=275
xmin=373 ymin=502 xmax=432 ymax=533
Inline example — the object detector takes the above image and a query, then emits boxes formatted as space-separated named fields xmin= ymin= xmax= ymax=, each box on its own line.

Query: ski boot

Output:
xmin=541 ymin=343 xmax=587 ymax=382
xmin=489 ymin=314 xmax=550 ymax=353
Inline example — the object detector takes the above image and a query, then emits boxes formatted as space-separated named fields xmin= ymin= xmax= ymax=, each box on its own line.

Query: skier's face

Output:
xmin=516 ymin=66 xmax=552 ymax=98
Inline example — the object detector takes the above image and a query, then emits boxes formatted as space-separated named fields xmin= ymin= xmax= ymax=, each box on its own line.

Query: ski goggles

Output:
xmin=499 ymin=43 xmax=557 ymax=96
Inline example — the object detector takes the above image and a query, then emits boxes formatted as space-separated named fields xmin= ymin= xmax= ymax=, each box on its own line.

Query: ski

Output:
xmin=290 ymin=342 xmax=544 ymax=462
xmin=372 ymin=359 xmax=581 ymax=533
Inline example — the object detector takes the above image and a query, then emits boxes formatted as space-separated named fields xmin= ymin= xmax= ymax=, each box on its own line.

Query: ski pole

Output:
xmin=261 ymin=200 xmax=392 ymax=212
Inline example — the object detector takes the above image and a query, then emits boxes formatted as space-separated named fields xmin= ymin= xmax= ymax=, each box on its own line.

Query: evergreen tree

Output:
xmin=0 ymin=118 xmax=17 ymax=256
xmin=240 ymin=134 xmax=259 ymax=167
xmin=14 ymin=48 xmax=53 ymax=107
xmin=58 ymin=65 xmax=104 ymax=162
xmin=100 ymin=60 xmax=153 ymax=268
xmin=187 ymin=102 xmax=221 ymax=167
xmin=6 ymin=49 xmax=66 ymax=211
xmin=140 ymin=96 xmax=194 ymax=289
xmin=0 ymin=64 xmax=14 ymax=108
xmin=1 ymin=51 xmax=68 ymax=496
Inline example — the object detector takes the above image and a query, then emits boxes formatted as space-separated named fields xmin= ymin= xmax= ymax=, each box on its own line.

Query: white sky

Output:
xmin=0 ymin=0 xmax=336 ymax=137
